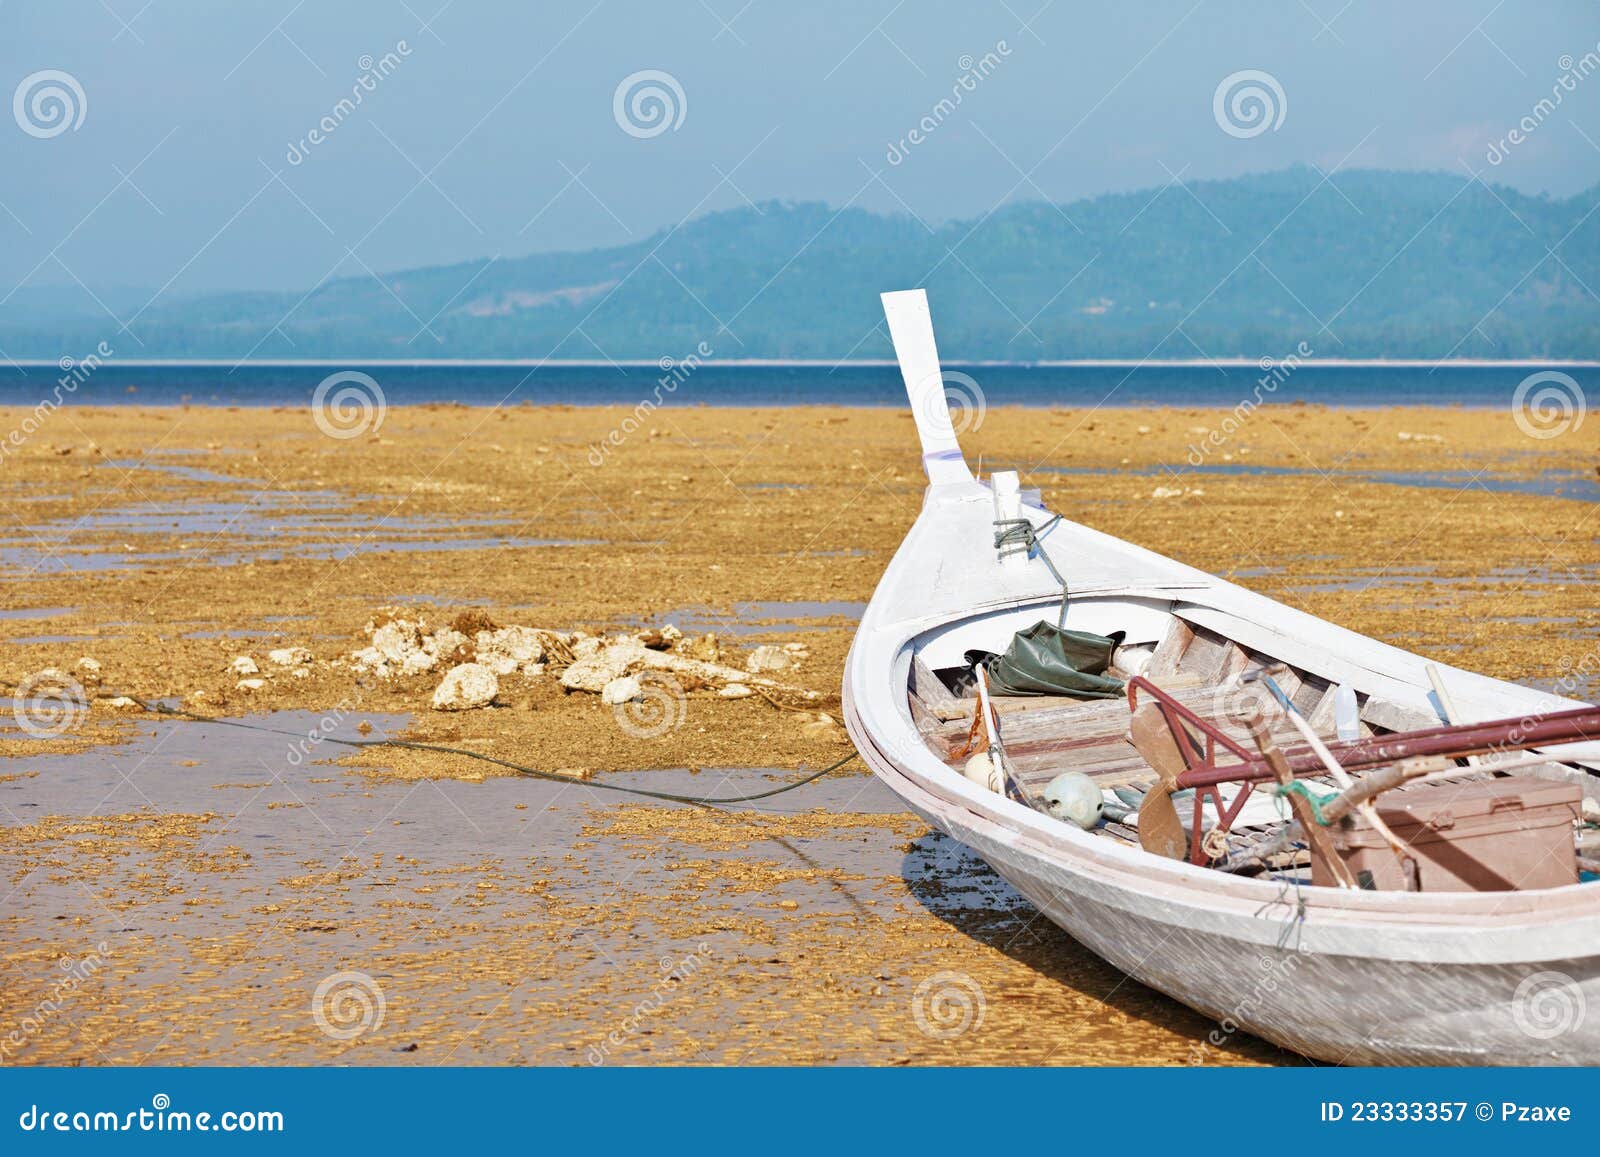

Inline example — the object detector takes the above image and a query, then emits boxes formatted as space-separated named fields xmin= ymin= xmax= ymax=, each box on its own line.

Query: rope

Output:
xmin=85 ymin=693 xmax=859 ymax=808
xmin=1274 ymin=779 xmax=1339 ymax=826
xmin=993 ymin=512 xmax=1069 ymax=626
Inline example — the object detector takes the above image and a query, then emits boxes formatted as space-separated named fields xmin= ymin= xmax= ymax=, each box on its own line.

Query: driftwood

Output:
xmin=1316 ymin=756 xmax=1451 ymax=825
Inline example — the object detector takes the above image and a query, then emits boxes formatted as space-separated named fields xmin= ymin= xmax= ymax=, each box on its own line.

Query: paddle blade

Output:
xmin=1128 ymin=702 xmax=1190 ymax=860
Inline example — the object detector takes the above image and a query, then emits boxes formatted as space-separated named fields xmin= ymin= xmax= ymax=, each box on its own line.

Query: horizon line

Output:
xmin=7 ymin=358 xmax=1598 ymax=370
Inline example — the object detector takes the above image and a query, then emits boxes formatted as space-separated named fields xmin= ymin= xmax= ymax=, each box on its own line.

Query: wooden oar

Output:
xmin=1129 ymin=700 xmax=1191 ymax=861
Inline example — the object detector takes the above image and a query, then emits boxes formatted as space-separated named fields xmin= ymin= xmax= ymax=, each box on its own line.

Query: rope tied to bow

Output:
xmin=993 ymin=512 xmax=1070 ymax=626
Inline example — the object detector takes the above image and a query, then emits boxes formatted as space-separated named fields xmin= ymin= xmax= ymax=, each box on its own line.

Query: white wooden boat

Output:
xmin=843 ymin=289 xmax=1600 ymax=1065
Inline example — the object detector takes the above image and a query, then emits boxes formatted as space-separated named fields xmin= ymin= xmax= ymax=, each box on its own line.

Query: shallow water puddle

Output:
xmin=0 ymin=461 xmax=600 ymax=574
xmin=0 ymin=711 xmax=1016 ymax=1064
xmin=1042 ymin=462 xmax=1600 ymax=502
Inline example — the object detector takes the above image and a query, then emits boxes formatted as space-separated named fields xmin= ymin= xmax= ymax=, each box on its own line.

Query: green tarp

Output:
xmin=974 ymin=622 xmax=1125 ymax=700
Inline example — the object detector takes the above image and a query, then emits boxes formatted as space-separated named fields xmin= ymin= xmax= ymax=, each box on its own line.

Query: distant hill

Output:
xmin=7 ymin=167 xmax=1598 ymax=360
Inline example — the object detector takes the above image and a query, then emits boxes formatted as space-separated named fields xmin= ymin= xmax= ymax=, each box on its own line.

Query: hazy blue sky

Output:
xmin=3 ymin=0 xmax=1598 ymax=298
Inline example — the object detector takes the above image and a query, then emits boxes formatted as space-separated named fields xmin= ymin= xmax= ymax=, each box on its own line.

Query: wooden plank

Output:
xmin=910 ymin=654 xmax=961 ymax=712
xmin=1217 ymin=642 xmax=1253 ymax=685
xmin=1176 ymin=627 xmax=1232 ymax=684
xmin=1305 ymin=684 xmax=1339 ymax=737
xmin=1146 ymin=617 xmax=1195 ymax=678
xmin=1361 ymin=695 xmax=1443 ymax=735
xmin=1267 ymin=663 xmax=1305 ymax=704
xmin=1292 ymin=672 xmax=1329 ymax=718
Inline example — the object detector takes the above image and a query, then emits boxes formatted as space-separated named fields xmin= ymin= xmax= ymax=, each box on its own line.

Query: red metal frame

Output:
xmin=1126 ymin=675 xmax=1600 ymax=865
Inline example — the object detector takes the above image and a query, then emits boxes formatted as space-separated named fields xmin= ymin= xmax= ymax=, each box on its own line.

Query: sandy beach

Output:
xmin=2 ymin=401 xmax=1596 ymax=1065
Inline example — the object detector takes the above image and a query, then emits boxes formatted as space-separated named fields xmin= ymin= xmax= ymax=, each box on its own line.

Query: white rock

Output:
xmin=105 ymin=696 xmax=139 ymax=710
xmin=659 ymin=624 xmax=683 ymax=644
xmin=1151 ymin=486 xmax=1184 ymax=499
xmin=350 ymin=646 xmax=384 ymax=672
xmin=424 ymin=629 xmax=470 ymax=659
xmin=601 ymin=675 xmax=643 ymax=704
xmin=267 ymin=646 xmax=313 ymax=666
xmin=401 ymin=650 xmax=437 ymax=676
xmin=570 ymin=636 xmax=604 ymax=659
xmin=431 ymin=663 xmax=498 ymax=711
xmin=291 ymin=667 xmax=310 ymax=679
xmin=231 ymin=656 xmax=259 ymax=676
xmin=481 ymin=653 xmax=519 ymax=676
xmin=236 ymin=678 xmax=266 ymax=691
xmin=76 ymin=657 xmax=102 ymax=674
xmin=521 ymin=662 xmax=545 ymax=679
xmin=560 ymin=640 xmax=647 ymax=693
xmin=745 ymin=645 xmax=792 ymax=674
xmin=371 ymin=620 xmax=423 ymax=664
xmin=718 ymin=682 xmax=755 ymax=699
xmin=477 ymin=626 xmax=545 ymax=665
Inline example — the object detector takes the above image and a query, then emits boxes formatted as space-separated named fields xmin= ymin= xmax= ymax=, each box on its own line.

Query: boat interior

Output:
xmin=905 ymin=598 xmax=1600 ymax=890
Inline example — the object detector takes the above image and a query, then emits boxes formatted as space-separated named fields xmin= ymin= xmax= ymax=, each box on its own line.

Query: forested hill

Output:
xmin=8 ymin=167 xmax=1597 ymax=361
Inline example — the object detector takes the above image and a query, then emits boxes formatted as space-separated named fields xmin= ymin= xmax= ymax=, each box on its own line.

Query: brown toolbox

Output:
xmin=1312 ymin=775 xmax=1582 ymax=892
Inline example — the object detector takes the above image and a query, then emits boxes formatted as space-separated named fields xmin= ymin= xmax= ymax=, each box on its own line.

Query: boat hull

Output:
xmin=849 ymin=692 xmax=1600 ymax=1065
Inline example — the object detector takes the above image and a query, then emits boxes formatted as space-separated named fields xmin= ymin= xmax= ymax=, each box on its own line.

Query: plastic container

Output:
xmin=1312 ymin=775 xmax=1581 ymax=892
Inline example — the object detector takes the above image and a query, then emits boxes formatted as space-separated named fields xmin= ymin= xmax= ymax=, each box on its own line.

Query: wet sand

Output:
xmin=1 ymin=402 xmax=1596 ymax=1064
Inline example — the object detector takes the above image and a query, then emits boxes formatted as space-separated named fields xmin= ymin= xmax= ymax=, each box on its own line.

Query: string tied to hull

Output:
xmin=993 ymin=511 xmax=1069 ymax=626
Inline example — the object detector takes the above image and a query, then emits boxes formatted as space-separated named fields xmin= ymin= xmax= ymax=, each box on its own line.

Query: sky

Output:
xmin=2 ymin=0 xmax=1598 ymax=302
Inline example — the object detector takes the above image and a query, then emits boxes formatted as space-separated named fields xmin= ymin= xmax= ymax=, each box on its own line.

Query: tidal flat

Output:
xmin=1 ymin=401 xmax=1595 ymax=1064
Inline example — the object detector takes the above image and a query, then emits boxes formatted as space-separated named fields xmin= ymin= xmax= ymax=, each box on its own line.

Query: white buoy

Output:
xmin=963 ymin=751 xmax=1003 ymax=793
xmin=1042 ymin=771 xmax=1104 ymax=829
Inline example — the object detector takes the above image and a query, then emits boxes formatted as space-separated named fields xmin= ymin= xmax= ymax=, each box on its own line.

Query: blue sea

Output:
xmin=0 ymin=361 xmax=1590 ymax=408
